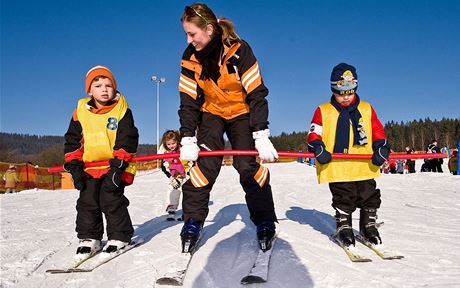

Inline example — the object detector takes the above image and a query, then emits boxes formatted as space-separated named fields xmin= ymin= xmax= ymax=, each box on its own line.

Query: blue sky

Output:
xmin=1 ymin=0 xmax=459 ymax=144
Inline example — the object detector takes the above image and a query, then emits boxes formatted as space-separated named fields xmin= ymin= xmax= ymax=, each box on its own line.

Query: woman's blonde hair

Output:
xmin=181 ymin=3 xmax=240 ymax=46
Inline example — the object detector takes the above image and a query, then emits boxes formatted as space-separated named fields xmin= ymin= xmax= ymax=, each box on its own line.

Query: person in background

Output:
xmin=395 ymin=159 xmax=405 ymax=174
xmin=421 ymin=159 xmax=431 ymax=172
xmin=388 ymin=156 xmax=397 ymax=174
xmin=3 ymin=164 xmax=19 ymax=193
xmin=448 ymin=150 xmax=458 ymax=175
xmin=427 ymin=139 xmax=443 ymax=172
xmin=405 ymin=146 xmax=416 ymax=173
xmin=64 ymin=65 xmax=139 ymax=261
xmin=307 ymin=63 xmax=389 ymax=247
xmin=382 ymin=160 xmax=390 ymax=174
xmin=159 ymin=130 xmax=190 ymax=220
xmin=177 ymin=3 xmax=278 ymax=253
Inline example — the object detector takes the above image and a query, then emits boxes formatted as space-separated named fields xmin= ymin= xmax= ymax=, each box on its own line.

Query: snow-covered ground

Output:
xmin=1 ymin=160 xmax=459 ymax=288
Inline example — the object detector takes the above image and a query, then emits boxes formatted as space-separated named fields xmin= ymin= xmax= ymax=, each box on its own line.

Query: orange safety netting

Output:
xmin=0 ymin=161 xmax=162 ymax=192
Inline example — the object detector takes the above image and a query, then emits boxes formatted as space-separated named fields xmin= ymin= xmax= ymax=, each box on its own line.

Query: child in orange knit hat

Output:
xmin=63 ymin=65 xmax=139 ymax=263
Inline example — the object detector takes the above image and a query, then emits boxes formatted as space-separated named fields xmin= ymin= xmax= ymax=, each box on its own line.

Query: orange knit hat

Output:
xmin=85 ymin=65 xmax=117 ymax=94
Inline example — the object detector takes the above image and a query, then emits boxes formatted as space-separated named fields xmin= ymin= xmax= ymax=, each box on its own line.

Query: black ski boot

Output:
xmin=166 ymin=205 xmax=176 ymax=221
xmin=360 ymin=208 xmax=382 ymax=245
xmin=256 ymin=221 xmax=276 ymax=252
xmin=335 ymin=211 xmax=355 ymax=247
xmin=180 ymin=218 xmax=202 ymax=253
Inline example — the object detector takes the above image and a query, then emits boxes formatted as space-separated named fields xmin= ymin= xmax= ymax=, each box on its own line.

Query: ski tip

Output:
xmin=156 ymin=277 xmax=183 ymax=286
xmin=46 ymin=268 xmax=92 ymax=273
xmin=241 ymin=275 xmax=267 ymax=285
xmin=166 ymin=215 xmax=183 ymax=221
xmin=46 ymin=269 xmax=71 ymax=274
xmin=131 ymin=237 xmax=145 ymax=246
xmin=68 ymin=268 xmax=92 ymax=273
xmin=382 ymin=255 xmax=405 ymax=260
xmin=351 ymin=257 xmax=373 ymax=262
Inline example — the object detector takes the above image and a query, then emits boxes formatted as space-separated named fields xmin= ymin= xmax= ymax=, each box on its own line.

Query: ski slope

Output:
xmin=1 ymin=161 xmax=459 ymax=287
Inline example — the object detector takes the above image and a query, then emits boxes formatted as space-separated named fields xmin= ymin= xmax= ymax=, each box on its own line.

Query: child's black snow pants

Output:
xmin=76 ymin=178 xmax=134 ymax=243
xmin=329 ymin=179 xmax=381 ymax=214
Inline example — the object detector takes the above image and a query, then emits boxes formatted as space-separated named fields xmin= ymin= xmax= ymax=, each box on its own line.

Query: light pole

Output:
xmin=151 ymin=75 xmax=166 ymax=158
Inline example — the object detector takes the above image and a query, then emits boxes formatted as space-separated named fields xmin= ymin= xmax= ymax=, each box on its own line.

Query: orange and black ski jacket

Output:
xmin=178 ymin=39 xmax=270 ymax=137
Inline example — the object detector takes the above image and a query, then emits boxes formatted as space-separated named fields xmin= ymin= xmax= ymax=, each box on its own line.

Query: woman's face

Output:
xmin=183 ymin=21 xmax=213 ymax=51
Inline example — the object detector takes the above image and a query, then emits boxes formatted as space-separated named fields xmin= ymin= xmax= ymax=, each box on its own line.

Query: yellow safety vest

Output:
xmin=76 ymin=96 xmax=136 ymax=175
xmin=315 ymin=101 xmax=380 ymax=183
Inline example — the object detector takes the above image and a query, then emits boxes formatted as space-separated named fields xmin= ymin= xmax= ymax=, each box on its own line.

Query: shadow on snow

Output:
xmin=191 ymin=204 xmax=314 ymax=288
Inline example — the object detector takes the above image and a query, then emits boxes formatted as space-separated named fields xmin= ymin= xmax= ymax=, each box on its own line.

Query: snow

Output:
xmin=1 ymin=161 xmax=459 ymax=288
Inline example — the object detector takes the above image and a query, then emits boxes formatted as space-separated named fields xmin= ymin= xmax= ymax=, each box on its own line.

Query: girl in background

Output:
xmin=159 ymin=130 xmax=189 ymax=220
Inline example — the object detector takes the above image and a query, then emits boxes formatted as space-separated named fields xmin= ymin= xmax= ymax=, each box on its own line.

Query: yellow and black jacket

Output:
xmin=178 ymin=39 xmax=270 ymax=137
xmin=64 ymin=95 xmax=138 ymax=185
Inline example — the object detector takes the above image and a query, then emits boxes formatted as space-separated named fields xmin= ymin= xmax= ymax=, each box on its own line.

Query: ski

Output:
xmin=71 ymin=237 xmax=144 ymax=272
xmin=355 ymin=234 xmax=404 ymax=260
xmin=155 ymin=251 xmax=193 ymax=286
xmin=45 ymin=248 xmax=102 ymax=273
xmin=166 ymin=212 xmax=182 ymax=221
xmin=166 ymin=214 xmax=176 ymax=221
xmin=240 ymin=236 xmax=277 ymax=285
xmin=330 ymin=234 xmax=372 ymax=262
xmin=156 ymin=233 xmax=203 ymax=286
xmin=166 ymin=216 xmax=182 ymax=222
xmin=47 ymin=238 xmax=144 ymax=273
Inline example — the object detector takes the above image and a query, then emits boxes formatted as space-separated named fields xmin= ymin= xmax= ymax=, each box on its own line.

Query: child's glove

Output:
xmin=308 ymin=140 xmax=332 ymax=164
xmin=180 ymin=136 xmax=200 ymax=161
xmin=372 ymin=139 xmax=390 ymax=166
xmin=64 ymin=159 xmax=89 ymax=191
xmin=101 ymin=158 xmax=129 ymax=192
xmin=169 ymin=176 xmax=182 ymax=189
xmin=253 ymin=129 xmax=278 ymax=162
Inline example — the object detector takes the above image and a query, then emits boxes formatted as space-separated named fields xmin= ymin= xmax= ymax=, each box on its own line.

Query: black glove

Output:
xmin=308 ymin=140 xmax=332 ymax=164
xmin=101 ymin=158 xmax=129 ymax=192
xmin=372 ymin=139 xmax=390 ymax=166
xmin=64 ymin=159 xmax=89 ymax=191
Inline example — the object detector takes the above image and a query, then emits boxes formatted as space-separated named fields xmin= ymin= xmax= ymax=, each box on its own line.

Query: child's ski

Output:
xmin=355 ymin=234 xmax=404 ymax=260
xmin=47 ymin=238 xmax=144 ymax=273
xmin=330 ymin=234 xmax=372 ymax=262
xmin=45 ymin=248 xmax=102 ymax=273
xmin=71 ymin=238 xmax=144 ymax=272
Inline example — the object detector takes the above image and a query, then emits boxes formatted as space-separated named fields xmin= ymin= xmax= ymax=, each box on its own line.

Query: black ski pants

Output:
xmin=76 ymin=178 xmax=134 ymax=242
xmin=329 ymin=179 xmax=381 ymax=215
xmin=181 ymin=113 xmax=277 ymax=225
xmin=429 ymin=159 xmax=443 ymax=173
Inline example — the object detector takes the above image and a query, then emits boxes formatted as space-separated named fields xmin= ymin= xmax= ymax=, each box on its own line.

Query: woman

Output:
xmin=178 ymin=3 xmax=278 ymax=253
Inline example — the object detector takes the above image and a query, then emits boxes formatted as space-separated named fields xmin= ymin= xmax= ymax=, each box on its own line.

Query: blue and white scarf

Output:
xmin=330 ymin=94 xmax=368 ymax=153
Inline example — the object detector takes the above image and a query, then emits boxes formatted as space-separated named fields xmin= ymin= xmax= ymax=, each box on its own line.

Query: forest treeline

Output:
xmin=1 ymin=117 xmax=459 ymax=167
